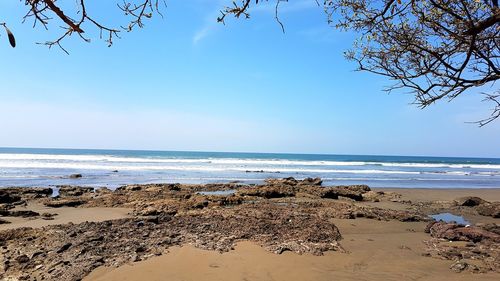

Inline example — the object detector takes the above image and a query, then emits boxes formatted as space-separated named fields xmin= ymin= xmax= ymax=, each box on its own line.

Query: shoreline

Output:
xmin=0 ymin=178 xmax=499 ymax=280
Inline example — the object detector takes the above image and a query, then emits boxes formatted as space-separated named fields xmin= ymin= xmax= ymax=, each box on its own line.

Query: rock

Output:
xmin=136 ymin=216 xmax=159 ymax=224
xmin=187 ymin=196 xmax=209 ymax=209
xmin=0 ymin=210 xmax=40 ymax=217
xmin=0 ymin=188 xmax=52 ymax=203
xmin=41 ymin=213 xmax=57 ymax=220
xmin=455 ymin=196 xmax=487 ymax=207
xmin=58 ymin=186 xmax=93 ymax=197
xmin=117 ymin=185 xmax=142 ymax=191
xmin=0 ymin=191 xmax=21 ymax=204
xmin=338 ymin=185 xmax=371 ymax=193
xmin=44 ymin=199 xmax=86 ymax=208
xmin=237 ymin=186 xmax=295 ymax=199
xmin=426 ymin=221 xmax=500 ymax=242
xmin=298 ymin=177 xmax=322 ymax=186
xmin=15 ymin=255 xmax=30 ymax=264
xmin=264 ymin=177 xmax=298 ymax=186
xmin=475 ymin=202 xmax=500 ymax=218
xmin=362 ymin=191 xmax=385 ymax=202
xmin=450 ymin=260 xmax=468 ymax=273
xmin=320 ymin=187 xmax=363 ymax=201
xmin=0 ymin=218 xmax=11 ymax=224
xmin=69 ymin=174 xmax=83 ymax=179
xmin=477 ymin=223 xmax=500 ymax=235
xmin=139 ymin=206 xmax=159 ymax=216
xmin=131 ymin=254 xmax=141 ymax=262
xmin=56 ymin=243 xmax=72 ymax=253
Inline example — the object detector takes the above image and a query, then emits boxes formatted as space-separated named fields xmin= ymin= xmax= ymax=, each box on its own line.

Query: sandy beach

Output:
xmin=0 ymin=180 xmax=499 ymax=280
xmin=86 ymin=221 xmax=497 ymax=281
xmin=0 ymin=202 xmax=131 ymax=231
xmin=84 ymin=188 xmax=500 ymax=281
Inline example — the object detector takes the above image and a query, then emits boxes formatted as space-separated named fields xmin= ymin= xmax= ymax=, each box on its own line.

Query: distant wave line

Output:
xmin=2 ymin=162 xmax=499 ymax=176
xmin=1 ymin=153 xmax=500 ymax=169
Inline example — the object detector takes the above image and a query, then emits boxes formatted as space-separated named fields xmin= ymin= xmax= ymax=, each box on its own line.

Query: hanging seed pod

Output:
xmin=3 ymin=25 xmax=16 ymax=48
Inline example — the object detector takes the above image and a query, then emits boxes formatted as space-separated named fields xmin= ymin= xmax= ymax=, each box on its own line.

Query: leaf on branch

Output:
xmin=3 ymin=25 xmax=15 ymax=48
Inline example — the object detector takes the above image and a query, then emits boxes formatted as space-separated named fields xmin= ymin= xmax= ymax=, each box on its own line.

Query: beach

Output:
xmin=0 ymin=179 xmax=499 ymax=281
xmin=85 ymin=220 xmax=494 ymax=281
xmin=2 ymin=1 xmax=498 ymax=280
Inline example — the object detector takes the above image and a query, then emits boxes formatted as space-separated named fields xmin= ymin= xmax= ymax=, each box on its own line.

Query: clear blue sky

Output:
xmin=0 ymin=0 xmax=499 ymax=157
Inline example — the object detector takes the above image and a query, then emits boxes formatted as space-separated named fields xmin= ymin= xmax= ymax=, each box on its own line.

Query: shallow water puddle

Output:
xmin=429 ymin=213 xmax=470 ymax=225
xmin=197 ymin=190 xmax=236 ymax=196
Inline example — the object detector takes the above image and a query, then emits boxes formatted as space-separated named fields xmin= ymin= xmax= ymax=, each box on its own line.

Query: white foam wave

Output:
xmin=1 ymin=153 xmax=499 ymax=170
xmin=0 ymin=161 xmax=424 ymax=174
xmin=379 ymin=162 xmax=500 ymax=169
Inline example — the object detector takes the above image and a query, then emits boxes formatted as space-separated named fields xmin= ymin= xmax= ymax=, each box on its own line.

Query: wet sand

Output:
xmin=0 ymin=203 xmax=131 ymax=230
xmin=85 ymin=188 xmax=500 ymax=281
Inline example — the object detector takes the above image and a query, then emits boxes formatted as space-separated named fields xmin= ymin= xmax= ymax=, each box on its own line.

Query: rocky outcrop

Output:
xmin=58 ymin=186 xmax=94 ymax=197
xmin=0 ymin=210 xmax=39 ymax=217
xmin=0 ymin=191 xmax=21 ymax=204
xmin=0 ymin=204 xmax=343 ymax=281
xmin=297 ymin=177 xmax=323 ymax=186
xmin=454 ymin=196 xmax=487 ymax=207
xmin=237 ymin=178 xmax=370 ymax=201
xmin=476 ymin=202 xmax=500 ymax=218
xmin=2 ymin=177 xmax=490 ymax=279
xmin=0 ymin=187 xmax=52 ymax=203
xmin=410 ymin=196 xmax=500 ymax=220
xmin=44 ymin=198 xmax=87 ymax=208
xmin=426 ymin=221 xmax=500 ymax=243
xmin=237 ymin=185 xmax=295 ymax=198
xmin=362 ymin=190 xmax=403 ymax=202
xmin=317 ymin=187 xmax=363 ymax=201
xmin=424 ymin=221 xmax=500 ymax=273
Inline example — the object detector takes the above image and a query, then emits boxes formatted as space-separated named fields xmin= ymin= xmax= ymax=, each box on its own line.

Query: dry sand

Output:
xmin=85 ymin=188 xmax=500 ymax=281
xmin=0 ymin=203 xmax=131 ymax=230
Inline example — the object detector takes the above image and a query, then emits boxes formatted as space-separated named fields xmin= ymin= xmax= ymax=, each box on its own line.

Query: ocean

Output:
xmin=0 ymin=147 xmax=499 ymax=189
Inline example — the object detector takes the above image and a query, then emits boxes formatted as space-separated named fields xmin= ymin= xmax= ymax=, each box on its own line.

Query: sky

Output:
xmin=0 ymin=0 xmax=499 ymax=158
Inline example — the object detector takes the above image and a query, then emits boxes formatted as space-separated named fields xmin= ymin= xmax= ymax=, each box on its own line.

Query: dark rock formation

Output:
xmin=0 ymin=209 xmax=40 ymax=217
xmin=424 ymin=221 xmax=500 ymax=273
xmin=426 ymin=221 xmax=500 ymax=243
xmin=455 ymin=196 xmax=487 ymax=207
xmin=318 ymin=187 xmax=363 ymax=201
xmin=58 ymin=186 xmax=94 ymax=197
xmin=476 ymin=202 xmax=500 ymax=218
xmin=0 ymin=191 xmax=21 ymax=204
xmin=0 ymin=187 xmax=52 ymax=203
xmin=44 ymin=198 xmax=87 ymax=208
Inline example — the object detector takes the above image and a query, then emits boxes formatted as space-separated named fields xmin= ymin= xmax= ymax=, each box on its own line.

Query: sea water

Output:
xmin=0 ymin=147 xmax=499 ymax=189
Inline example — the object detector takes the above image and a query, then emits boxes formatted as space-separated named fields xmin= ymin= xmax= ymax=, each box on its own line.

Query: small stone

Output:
xmin=450 ymin=260 xmax=468 ymax=272
xmin=131 ymin=254 xmax=141 ymax=262
xmin=56 ymin=243 xmax=72 ymax=253
xmin=15 ymin=255 xmax=29 ymax=264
